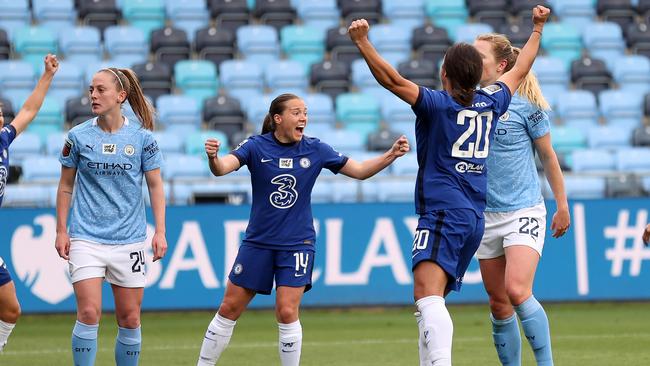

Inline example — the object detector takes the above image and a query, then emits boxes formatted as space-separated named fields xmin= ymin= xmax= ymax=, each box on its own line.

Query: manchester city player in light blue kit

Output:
xmin=55 ymin=67 xmax=168 ymax=366
xmin=0 ymin=54 xmax=59 ymax=353
xmin=196 ymin=93 xmax=410 ymax=366
xmin=473 ymin=33 xmax=570 ymax=366
xmin=349 ymin=5 xmax=551 ymax=365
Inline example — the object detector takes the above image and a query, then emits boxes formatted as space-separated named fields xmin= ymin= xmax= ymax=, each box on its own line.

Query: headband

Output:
xmin=104 ymin=68 xmax=125 ymax=90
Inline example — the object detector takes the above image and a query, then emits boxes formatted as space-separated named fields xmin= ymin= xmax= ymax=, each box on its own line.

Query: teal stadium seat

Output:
xmin=13 ymin=27 xmax=58 ymax=71
xmin=336 ymin=93 xmax=381 ymax=137
xmin=0 ymin=0 xmax=30 ymax=39
xmin=174 ymin=60 xmax=219 ymax=103
xmin=122 ymin=0 xmax=165 ymax=41
xmin=540 ymin=22 xmax=583 ymax=68
xmin=280 ymin=25 xmax=325 ymax=71
xmin=425 ymin=0 xmax=468 ymax=39
xmin=185 ymin=130 xmax=228 ymax=155
xmin=165 ymin=0 xmax=209 ymax=43
xmin=550 ymin=125 xmax=587 ymax=156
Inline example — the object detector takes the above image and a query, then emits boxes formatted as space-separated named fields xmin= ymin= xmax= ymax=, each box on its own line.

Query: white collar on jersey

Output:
xmin=92 ymin=116 xmax=130 ymax=126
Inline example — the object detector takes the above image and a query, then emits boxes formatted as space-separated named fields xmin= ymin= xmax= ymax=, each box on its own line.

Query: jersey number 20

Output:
xmin=452 ymin=110 xmax=493 ymax=159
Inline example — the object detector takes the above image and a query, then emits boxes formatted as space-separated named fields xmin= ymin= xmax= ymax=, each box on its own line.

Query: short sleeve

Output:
xmin=0 ymin=125 xmax=16 ymax=150
xmin=524 ymin=105 xmax=551 ymax=140
xmin=59 ymin=132 xmax=79 ymax=168
xmin=411 ymin=86 xmax=438 ymax=120
xmin=141 ymin=132 xmax=163 ymax=172
xmin=482 ymin=81 xmax=512 ymax=116
xmin=230 ymin=137 xmax=253 ymax=167
xmin=319 ymin=140 xmax=348 ymax=174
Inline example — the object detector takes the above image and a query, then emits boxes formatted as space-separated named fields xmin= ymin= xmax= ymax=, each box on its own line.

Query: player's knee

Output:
xmin=488 ymin=296 xmax=512 ymax=319
xmin=116 ymin=312 xmax=141 ymax=329
xmin=218 ymin=300 xmax=244 ymax=320
xmin=505 ymin=283 xmax=531 ymax=306
xmin=275 ymin=304 xmax=299 ymax=323
xmin=77 ymin=306 xmax=101 ymax=324
xmin=0 ymin=303 xmax=20 ymax=323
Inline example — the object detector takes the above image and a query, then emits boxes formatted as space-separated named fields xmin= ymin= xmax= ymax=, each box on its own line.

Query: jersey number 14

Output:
xmin=452 ymin=110 xmax=493 ymax=159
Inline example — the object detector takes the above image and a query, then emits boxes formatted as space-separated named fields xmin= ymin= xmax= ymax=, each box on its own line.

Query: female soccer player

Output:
xmin=55 ymin=67 xmax=167 ymax=366
xmin=473 ymin=33 xmax=570 ymax=366
xmin=0 ymin=53 xmax=59 ymax=352
xmin=348 ymin=5 xmax=550 ymax=365
xmin=196 ymin=93 xmax=410 ymax=366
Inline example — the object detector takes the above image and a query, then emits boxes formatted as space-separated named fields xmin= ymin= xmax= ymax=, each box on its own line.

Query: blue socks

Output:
xmin=115 ymin=326 xmax=142 ymax=366
xmin=515 ymin=296 xmax=553 ymax=366
xmin=72 ymin=321 xmax=98 ymax=366
xmin=491 ymin=313 xmax=521 ymax=366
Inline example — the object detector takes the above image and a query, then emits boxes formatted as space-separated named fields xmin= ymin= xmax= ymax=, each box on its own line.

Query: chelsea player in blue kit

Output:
xmin=473 ymin=34 xmax=570 ymax=366
xmin=55 ymin=67 xmax=168 ymax=366
xmin=0 ymin=54 xmax=58 ymax=352
xmin=196 ymin=93 xmax=410 ymax=366
xmin=350 ymin=5 xmax=551 ymax=365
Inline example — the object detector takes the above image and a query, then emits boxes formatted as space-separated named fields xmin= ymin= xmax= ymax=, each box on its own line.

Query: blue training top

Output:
xmin=486 ymin=94 xmax=550 ymax=212
xmin=231 ymin=132 xmax=348 ymax=250
xmin=59 ymin=117 xmax=163 ymax=244
xmin=412 ymin=82 xmax=511 ymax=215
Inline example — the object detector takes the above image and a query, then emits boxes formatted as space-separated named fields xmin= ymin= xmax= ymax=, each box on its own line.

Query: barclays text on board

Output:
xmin=2 ymin=200 xmax=649 ymax=313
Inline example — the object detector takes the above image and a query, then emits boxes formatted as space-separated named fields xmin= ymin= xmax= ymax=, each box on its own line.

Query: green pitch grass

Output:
xmin=2 ymin=302 xmax=649 ymax=365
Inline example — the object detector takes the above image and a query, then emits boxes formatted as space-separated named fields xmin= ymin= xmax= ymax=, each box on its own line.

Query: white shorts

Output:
xmin=68 ymin=239 xmax=147 ymax=288
xmin=477 ymin=203 xmax=547 ymax=259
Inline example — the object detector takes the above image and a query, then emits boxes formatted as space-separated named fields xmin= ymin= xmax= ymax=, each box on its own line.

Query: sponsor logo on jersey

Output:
xmin=86 ymin=162 xmax=133 ymax=176
xmin=143 ymin=141 xmax=159 ymax=157
xmin=527 ymin=110 xmax=544 ymax=126
xmin=279 ymin=158 xmax=293 ymax=169
xmin=455 ymin=161 xmax=484 ymax=174
xmin=62 ymin=138 xmax=73 ymax=157
xmin=499 ymin=111 xmax=510 ymax=121
xmin=481 ymin=84 xmax=502 ymax=95
xmin=299 ymin=157 xmax=310 ymax=168
xmin=102 ymin=143 xmax=117 ymax=154
xmin=124 ymin=144 xmax=135 ymax=156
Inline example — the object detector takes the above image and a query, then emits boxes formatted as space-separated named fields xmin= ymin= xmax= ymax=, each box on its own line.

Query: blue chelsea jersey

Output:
xmin=486 ymin=94 xmax=550 ymax=212
xmin=412 ymin=82 xmax=511 ymax=215
xmin=59 ymin=117 xmax=163 ymax=244
xmin=0 ymin=124 xmax=16 ymax=207
xmin=231 ymin=133 xmax=348 ymax=250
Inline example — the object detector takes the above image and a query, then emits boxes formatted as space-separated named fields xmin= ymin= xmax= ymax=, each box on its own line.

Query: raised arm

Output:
xmin=11 ymin=54 xmax=59 ymax=135
xmin=498 ymin=6 xmax=550 ymax=95
xmin=205 ymin=138 xmax=241 ymax=176
xmin=340 ymin=136 xmax=410 ymax=179
xmin=349 ymin=20 xmax=419 ymax=105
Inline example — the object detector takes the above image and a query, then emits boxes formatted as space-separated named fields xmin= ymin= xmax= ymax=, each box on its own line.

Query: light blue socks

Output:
xmin=515 ymin=295 xmax=553 ymax=366
xmin=491 ymin=313 xmax=521 ymax=366
xmin=72 ymin=321 xmax=98 ymax=366
xmin=115 ymin=326 xmax=141 ymax=366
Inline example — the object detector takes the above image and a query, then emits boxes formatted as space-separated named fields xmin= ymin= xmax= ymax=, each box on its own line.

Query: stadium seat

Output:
xmin=49 ymin=62 xmax=85 ymax=106
xmin=626 ymin=21 xmax=650 ymax=58
xmin=0 ymin=0 xmax=30 ymax=39
xmin=150 ymin=27 xmax=191 ymax=69
xmin=632 ymin=125 xmax=650 ymax=146
xmin=152 ymin=131 xmax=185 ymax=156
xmin=320 ymin=128 xmax=365 ymax=154
xmin=131 ymin=61 xmax=173 ymax=102
xmin=122 ymin=0 xmax=165 ymax=41
xmin=280 ymin=25 xmax=326 ymax=71
xmin=351 ymin=59 xmax=383 ymax=94
xmin=174 ymin=60 xmax=219 ymax=103
xmin=398 ymin=58 xmax=438 ymax=90
xmin=161 ymin=154 xmax=207 ymax=180
xmin=551 ymin=125 xmax=587 ymax=156
xmin=613 ymin=55 xmax=650 ymax=94
xmin=311 ymin=180 xmax=334 ymax=203
xmin=236 ymin=25 xmax=280 ymax=64
xmin=597 ymin=0 xmax=637 ymax=31
xmin=59 ymin=26 xmax=102 ymax=66
xmin=646 ymin=93 xmax=650 ymax=116
xmin=244 ymin=93 xmax=276 ymax=131
xmin=336 ymin=93 xmax=381 ymax=127
xmin=360 ymin=179 xmax=380 ymax=202
xmin=296 ymin=0 xmax=339 ymax=33
xmin=382 ymin=0 xmax=425 ymax=30
xmin=0 ymin=97 xmax=15 ymax=123
xmin=156 ymin=95 xmax=202 ymax=130
xmin=540 ymin=22 xmax=582 ymax=68
xmin=532 ymin=56 xmax=570 ymax=96
xmin=552 ymin=0 xmax=597 ymax=32
xmin=264 ymin=60 xmax=309 ymax=93
xmin=412 ymin=24 xmax=452 ymax=65
xmin=203 ymin=94 xmax=246 ymax=140
xmin=331 ymin=179 xmax=360 ymax=202
xmin=165 ymin=0 xmax=209 ymax=43
xmin=570 ymin=56 xmax=613 ymax=95
xmin=377 ymin=180 xmax=414 ymax=202
xmin=32 ymin=0 xmax=77 ymax=34
xmin=309 ymin=60 xmax=350 ymax=99
xmin=30 ymin=97 xmax=63 ymax=127
xmin=302 ymin=93 xmax=335 ymax=125
xmin=381 ymin=94 xmax=414 ymax=127
xmin=424 ymin=0 xmax=468 ymax=39
xmin=194 ymin=26 xmax=235 ymax=69
xmin=615 ymin=147 xmax=650 ymax=171
xmin=563 ymin=175 xmax=606 ymax=199
xmin=582 ymin=22 xmax=626 ymax=71
xmin=219 ymin=60 xmax=264 ymax=92
xmin=208 ymin=0 xmax=249 ymax=33
xmin=327 ymin=26 xmax=362 ymax=66
xmin=498 ymin=21 xmax=533 ymax=48
xmin=12 ymin=27 xmax=58 ymax=71
xmin=20 ymin=156 xmax=61 ymax=182
xmin=571 ymin=149 xmax=616 ymax=172
xmin=511 ymin=0 xmax=552 ymax=19
xmin=368 ymin=24 xmax=412 ymax=66
xmin=253 ymin=0 xmax=296 ymax=30
xmin=367 ymin=129 xmax=403 ymax=152
xmin=45 ymin=132 xmax=66 ymax=156
xmin=78 ymin=0 xmax=121 ymax=34
xmin=587 ymin=125 xmax=632 ymax=149
xmin=606 ymin=174 xmax=644 ymax=197
xmin=104 ymin=26 xmax=148 ymax=67
xmin=65 ymin=96 xmax=93 ymax=126
xmin=8 ymin=132 xmax=42 ymax=163
xmin=185 ymin=131 xmax=228 ymax=155
xmin=599 ymin=89 xmax=644 ymax=126
xmin=339 ymin=0 xmax=382 ymax=25
xmin=453 ymin=23 xmax=494 ymax=44
xmin=556 ymin=90 xmax=599 ymax=128
xmin=0 ymin=29 xmax=8 ymax=60
xmin=2 ymin=185 xmax=52 ymax=208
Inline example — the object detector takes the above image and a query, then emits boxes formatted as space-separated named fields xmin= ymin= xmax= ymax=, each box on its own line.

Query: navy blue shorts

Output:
xmin=411 ymin=209 xmax=484 ymax=292
xmin=0 ymin=258 xmax=12 ymax=287
xmin=228 ymin=245 xmax=315 ymax=295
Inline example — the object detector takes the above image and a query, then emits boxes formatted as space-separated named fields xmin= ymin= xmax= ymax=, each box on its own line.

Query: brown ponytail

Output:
xmin=261 ymin=93 xmax=300 ymax=134
xmin=102 ymin=67 xmax=156 ymax=130
xmin=441 ymin=43 xmax=483 ymax=107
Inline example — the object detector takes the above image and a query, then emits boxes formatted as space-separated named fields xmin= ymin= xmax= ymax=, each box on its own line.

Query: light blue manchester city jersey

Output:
xmin=59 ymin=117 xmax=163 ymax=244
xmin=486 ymin=94 xmax=550 ymax=212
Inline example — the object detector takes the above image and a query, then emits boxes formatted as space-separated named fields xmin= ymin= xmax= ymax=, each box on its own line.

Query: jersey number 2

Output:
xmin=452 ymin=110 xmax=493 ymax=159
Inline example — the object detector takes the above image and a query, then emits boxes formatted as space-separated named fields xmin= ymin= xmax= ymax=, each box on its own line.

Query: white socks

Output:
xmin=0 ymin=320 xmax=15 ymax=352
xmin=415 ymin=311 xmax=429 ymax=366
xmin=197 ymin=314 xmax=236 ymax=366
xmin=278 ymin=320 xmax=302 ymax=366
xmin=416 ymin=296 xmax=453 ymax=366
